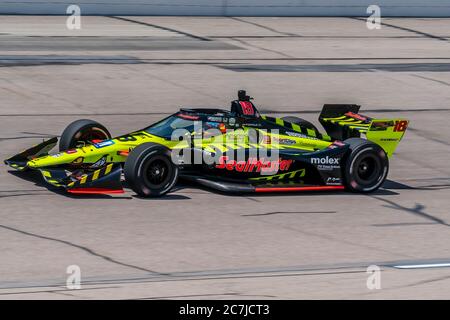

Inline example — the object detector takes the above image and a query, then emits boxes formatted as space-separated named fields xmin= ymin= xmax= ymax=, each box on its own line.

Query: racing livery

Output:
xmin=4 ymin=90 xmax=408 ymax=197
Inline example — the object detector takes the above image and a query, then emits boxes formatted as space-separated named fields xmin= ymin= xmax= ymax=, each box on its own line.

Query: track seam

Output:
xmin=108 ymin=16 xmax=211 ymax=41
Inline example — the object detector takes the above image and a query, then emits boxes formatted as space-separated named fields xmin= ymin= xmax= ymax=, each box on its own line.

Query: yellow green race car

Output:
xmin=4 ymin=90 xmax=408 ymax=197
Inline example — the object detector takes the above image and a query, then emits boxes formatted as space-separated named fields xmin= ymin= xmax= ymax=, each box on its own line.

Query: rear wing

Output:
xmin=319 ymin=104 xmax=408 ymax=158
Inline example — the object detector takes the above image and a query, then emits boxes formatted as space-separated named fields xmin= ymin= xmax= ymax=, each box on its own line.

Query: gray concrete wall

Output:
xmin=0 ymin=0 xmax=449 ymax=17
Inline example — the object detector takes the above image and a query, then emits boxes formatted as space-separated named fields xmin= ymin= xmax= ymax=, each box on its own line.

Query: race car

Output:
xmin=4 ymin=90 xmax=408 ymax=197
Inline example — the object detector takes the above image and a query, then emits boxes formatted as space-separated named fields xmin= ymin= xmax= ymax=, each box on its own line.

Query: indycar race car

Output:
xmin=4 ymin=90 xmax=408 ymax=197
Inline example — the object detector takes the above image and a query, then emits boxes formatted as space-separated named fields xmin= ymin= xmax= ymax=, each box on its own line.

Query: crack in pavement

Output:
xmin=0 ymin=193 xmax=49 ymax=199
xmin=408 ymin=127 xmax=450 ymax=148
xmin=0 ymin=78 xmax=88 ymax=113
xmin=211 ymin=35 xmax=442 ymax=39
xmin=361 ymin=270 xmax=450 ymax=297
xmin=5 ymin=256 xmax=450 ymax=292
xmin=108 ymin=16 xmax=210 ymax=41
xmin=136 ymin=291 xmax=277 ymax=300
xmin=230 ymin=38 xmax=293 ymax=59
xmin=372 ymin=222 xmax=436 ymax=227
xmin=0 ymin=190 xmax=49 ymax=193
xmin=0 ymin=285 xmax=119 ymax=296
xmin=21 ymin=131 xmax=58 ymax=136
xmin=242 ymin=211 xmax=336 ymax=217
xmin=229 ymin=17 xmax=298 ymax=37
xmin=413 ymin=74 xmax=450 ymax=87
xmin=371 ymin=196 xmax=449 ymax=227
xmin=382 ymin=179 xmax=450 ymax=191
xmin=0 ymin=224 xmax=165 ymax=276
xmin=0 ymin=135 xmax=56 ymax=142
xmin=244 ymin=213 xmax=413 ymax=258
xmin=396 ymin=153 xmax=450 ymax=176
xmin=402 ymin=274 xmax=450 ymax=289
xmin=352 ymin=17 xmax=450 ymax=42
xmin=243 ymin=197 xmax=261 ymax=203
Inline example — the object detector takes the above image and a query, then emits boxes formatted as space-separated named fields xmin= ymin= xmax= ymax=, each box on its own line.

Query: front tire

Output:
xmin=343 ymin=138 xmax=389 ymax=193
xmin=59 ymin=119 xmax=111 ymax=151
xmin=124 ymin=143 xmax=178 ymax=197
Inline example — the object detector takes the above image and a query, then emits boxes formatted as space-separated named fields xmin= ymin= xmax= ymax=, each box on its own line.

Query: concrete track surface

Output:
xmin=1 ymin=16 xmax=450 ymax=299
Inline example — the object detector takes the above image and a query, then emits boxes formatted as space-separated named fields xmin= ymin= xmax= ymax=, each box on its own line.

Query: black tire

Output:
xmin=343 ymin=138 xmax=389 ymax=193
xmin=124 ymin=143 xmax=178 ymax=197
xmin=59 ymin=119 xmax=111 ymax=151
xmin=281 ymin=116 xmax=318 ymax=132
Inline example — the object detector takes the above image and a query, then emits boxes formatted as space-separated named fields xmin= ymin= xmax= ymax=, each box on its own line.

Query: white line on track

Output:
xmin=393 ymin=263 xmax=450 ymax=269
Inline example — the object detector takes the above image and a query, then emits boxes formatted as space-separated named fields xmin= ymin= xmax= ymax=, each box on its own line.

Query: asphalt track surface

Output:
xmin=0 ymin=16 xmax=450 ymax=299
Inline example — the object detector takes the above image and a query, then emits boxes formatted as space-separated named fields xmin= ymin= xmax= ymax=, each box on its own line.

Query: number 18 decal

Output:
xmin=393 ymin=120 xmax=408 ymax=132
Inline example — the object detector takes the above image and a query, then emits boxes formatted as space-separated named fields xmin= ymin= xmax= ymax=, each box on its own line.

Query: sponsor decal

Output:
xmin=207 ymin=116 xmax=222 ymax=122
xmin=205 ymin=121 xmax=220 ymax=129
xmin=345 ymin=112 xmax=368 ymax=122
xmin=91 ymin=156 xmax=106 ymax=168
xmin=328 ymin=141 xmax=345 ymax=149
xmin=311 ymin=156 xmax=340 ymax=165
xmin=216 ymin=156 xmax=293 ymax=173
xmin=286 ymin=131 xmax=319 ymax=140
xmin=117 ymin=132 xmax=148 ymax=142
xmin=370 ymin=121 xmax=394 ymax=131
xmin=239 ymin=101 xmax=255 ymax=115
xmin=243 ymin=122 xmax=262 ymax=127
xmin=66 ymin=149 xmax=77 ymax=154
xmin=250 ymin=168 xmax=306 ymax=181
xmin=393 ymin=120 xmax=408 ymax=132
xmin=327 ymin=177 xmax=341 ymax=185
xmin=178 ymin=113 xmax=199 ymax=120
xmin=273 ymin=137 xmax=296 ymax=145
xmin=52 ymin=153 xmax=63 ymax=158
xmin=93 ymin=140 xmax=114 ymax=148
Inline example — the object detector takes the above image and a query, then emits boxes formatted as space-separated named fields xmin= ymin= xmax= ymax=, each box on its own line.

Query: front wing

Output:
xmin=39 ymin=163 xmax=124 ymax=194
xmin=5 ymin=138 xmax=124 ymax=194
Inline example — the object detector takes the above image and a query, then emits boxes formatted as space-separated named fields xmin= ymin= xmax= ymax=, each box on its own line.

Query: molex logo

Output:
xmin=310 ymin=156 xmax=340 ymax=165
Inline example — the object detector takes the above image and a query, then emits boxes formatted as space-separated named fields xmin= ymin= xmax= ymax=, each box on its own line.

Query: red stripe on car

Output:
xmin=68 ymin=188 xmax=124 ymax=194
xmin=255 ymin=186 xmax=345 ymax=193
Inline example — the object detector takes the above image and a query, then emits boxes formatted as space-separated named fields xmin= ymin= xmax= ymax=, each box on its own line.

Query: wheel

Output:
xmin=59 ymin=119 xmax=111 ymax=151
xmin=343 ymin=138 xmax=389 ymax=193
xmin=281 ymin=116 xmax=318 ymax=132
xmin=124 ymin=143 xmax=178 ymax=197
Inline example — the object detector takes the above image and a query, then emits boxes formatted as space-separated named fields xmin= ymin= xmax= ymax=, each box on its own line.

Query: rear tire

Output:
xmin=281 ymin=116 xmax=318 ymax=132
xmin=124 ymin=143 xmax=178 ymax=197
xmin=59 ymin=119 xmax=111 ymax=151
xmin=343 ymin=138 xmax=389 ymax=193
